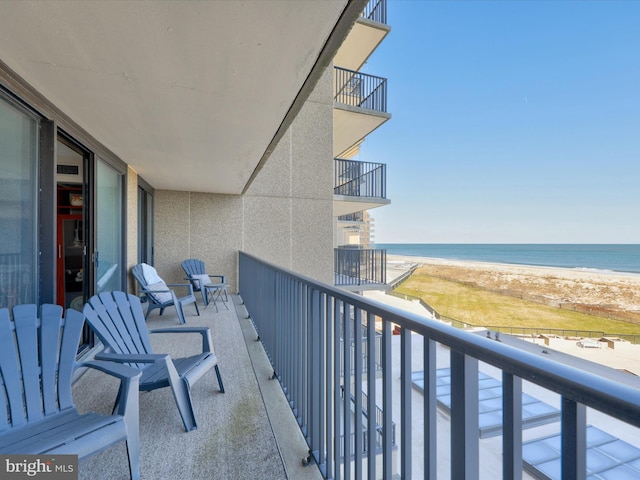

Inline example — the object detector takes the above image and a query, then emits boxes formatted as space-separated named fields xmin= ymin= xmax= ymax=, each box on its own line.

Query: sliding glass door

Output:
xmin=0 ymin=94 xmax=38 ymax=308
xmin=95 ymin=158 xmax=123 ymax=293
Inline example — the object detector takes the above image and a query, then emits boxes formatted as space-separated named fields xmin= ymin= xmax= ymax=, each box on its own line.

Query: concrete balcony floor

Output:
xmin=74 ymin=295 xmax=322 ymax=480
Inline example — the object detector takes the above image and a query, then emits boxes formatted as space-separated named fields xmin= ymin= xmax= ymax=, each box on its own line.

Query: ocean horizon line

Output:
xmin=373 ymin=243 xmax=640 ymax=275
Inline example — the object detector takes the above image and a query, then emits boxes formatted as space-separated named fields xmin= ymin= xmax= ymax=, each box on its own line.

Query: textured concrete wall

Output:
xmin=151 ymin=65 xmax=334 ymax=290
xmin=126 ymin=167 xmax=138 ymax=292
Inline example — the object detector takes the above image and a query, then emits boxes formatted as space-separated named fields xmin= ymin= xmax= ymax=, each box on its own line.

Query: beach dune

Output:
xmin=387 ymin=254 xmax=640 ymax=322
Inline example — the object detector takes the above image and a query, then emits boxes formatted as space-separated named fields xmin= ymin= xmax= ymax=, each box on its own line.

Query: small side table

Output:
xmin=203 ymin=282 xmax=229 ymax=312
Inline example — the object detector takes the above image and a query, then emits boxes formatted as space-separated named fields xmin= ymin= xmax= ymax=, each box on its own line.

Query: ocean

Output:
xmin=373 ymin=244 xmax=640 ymax=275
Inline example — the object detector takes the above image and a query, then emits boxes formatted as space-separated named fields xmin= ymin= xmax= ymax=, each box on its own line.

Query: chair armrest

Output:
xmin=95 ymin=352 xmax=169 ymax=363
xmin=78 ymin=359 xmax=142 ymax=381
xmin=77 ymin=360 xmax=141 ymax=418
xmin=207 ymin=274 xmax=226 ymax=283
xmin=149 ymin=327 xmax=213 ymax=352
xmin=166 ymin=283 xmax=195 ymax=297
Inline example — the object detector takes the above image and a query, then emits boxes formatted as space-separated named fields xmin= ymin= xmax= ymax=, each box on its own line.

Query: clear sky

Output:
xmin=360 ymin=0 xmax=640 ymax=244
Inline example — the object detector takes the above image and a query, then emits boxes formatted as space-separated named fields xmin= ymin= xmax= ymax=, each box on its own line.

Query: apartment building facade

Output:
xmin=332 ymin=0 xmax=392 ymax=291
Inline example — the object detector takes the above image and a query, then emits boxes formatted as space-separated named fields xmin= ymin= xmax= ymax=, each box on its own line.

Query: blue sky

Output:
xmin=360 ymin=0 xmax=640 ymax=244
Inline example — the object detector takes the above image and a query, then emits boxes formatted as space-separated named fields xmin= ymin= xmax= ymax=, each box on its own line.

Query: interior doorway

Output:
xmin=55 ymin=137 xmax=87 ymax=311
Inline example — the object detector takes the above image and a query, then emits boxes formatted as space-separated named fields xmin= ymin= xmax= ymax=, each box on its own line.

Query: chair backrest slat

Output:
xmin=40 ymin=304 xmax=64 ymax=414
xmin=56 ymin=307 xmax=85 ymax=410
xmin=12 ymin=304 xmax=44 ymax=423
xmin=0 ymin=309 xmax=25 ymax=429
xmin=84 ymin=292 xmax=153 ymax=368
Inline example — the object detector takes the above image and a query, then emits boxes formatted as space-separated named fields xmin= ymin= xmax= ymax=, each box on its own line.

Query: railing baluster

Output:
xmin=503 ymin=372 xmax=522 ymax=480
xmin=561 ymin=397 xmax=587 ymax=480
xmin=343 ymin=303 xmax=352 ymax=480
xmin=424 ymin=337 xmax=436 ymax=479
xmin=400 ymin=327 xmax=412 ymax=479
xmin=450 ymin=350 xmax=479 ymax=480
xmin=354 ymin=308 xmax=363 ymax=478
xmin=382 ymin=318 xmax=393 ymax=480
xmin=310 ymin=289 xmax=322 ymax=464
xmin=367 ymin=312 xmax=377 ymax=478
xmin=334 ymin=299 xmax=342 ymax=480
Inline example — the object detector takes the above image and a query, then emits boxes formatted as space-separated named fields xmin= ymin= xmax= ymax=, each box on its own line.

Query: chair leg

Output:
xmin=215 ymin=365 xmax=225 ymax=393
xmin=174 ymin=302 xmax=187 ymax=325
xmin=193 ymin=300 xmax=200 ymax=316
xmin=164 ymin=360 xmax=197 ymax=431
xmin=126 ymin=438 xmax=141 ymax=480
xmin=200 ymin=289 xmax=208 ymax=306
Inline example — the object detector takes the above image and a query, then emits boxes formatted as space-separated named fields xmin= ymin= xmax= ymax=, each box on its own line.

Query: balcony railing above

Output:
xmin=335 ymin=247 xmax=386 ymax=286
xmin=334 ymin=67 xmax=387 ymax=113
xmin=335 ymin=158 xmax=386 ymax=199
xmin=338 ymin=212 xmax=365 ymax=223
xmin=361 ymin=0 xmax=387 ymax=24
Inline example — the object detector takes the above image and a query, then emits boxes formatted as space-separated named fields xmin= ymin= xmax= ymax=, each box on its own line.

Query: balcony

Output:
xmin=239 ymin=251 xmax=640 ymax=480
xmin=335 ymin=246 xmax=387 ymax=289
xmin=334 ymin=158 xmax=390 ymax=217
xmin=338 ymin=211 xmax=365 ymax=223
xmin=334 ymin=0 xmax=391 ymax=71
xmin=334 ymin=67 xmax=391 ymax=158
xmin=74 ymin=291 xmax=322 ymax=480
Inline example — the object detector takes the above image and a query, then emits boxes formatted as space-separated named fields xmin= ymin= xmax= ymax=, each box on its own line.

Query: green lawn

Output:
xmin=395 ymin=273 xmax=640 ymax=337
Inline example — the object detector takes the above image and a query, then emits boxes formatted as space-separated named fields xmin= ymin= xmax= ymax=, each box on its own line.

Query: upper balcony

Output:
xmin=334 ymin=246 xmax=387 ymax=290
xmin=334 ymin=158 xmax=390 ymax=217
xmin=338 ymin=211 xmax=365 ymax=224
xmin=334 ymin=67 xmax=391 ymax=158
xmin=334 ymin=0 xmax=391 ymax=72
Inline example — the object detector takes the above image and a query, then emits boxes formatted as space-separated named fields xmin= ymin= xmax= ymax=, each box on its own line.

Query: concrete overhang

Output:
xmin=333 ymin=17 xmax=391 ymax=71
xmin=0 ymin=0 xmax=364 ymax=194
xmin=333 ymin=195 xmax=390 ymax=217
xmin=333 ymin=104 xmax=391 ymax=158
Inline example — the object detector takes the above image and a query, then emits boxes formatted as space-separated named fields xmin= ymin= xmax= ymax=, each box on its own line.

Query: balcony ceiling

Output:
xmin=333 ymin=17 xmax=391 ymax=71
xmin=0 ymin=1 xmax=351 ymax=194
xmin=333 ymin=195 xmax=390 ymax=217
xmin=333 ymin=105 xmax=391 ymax=158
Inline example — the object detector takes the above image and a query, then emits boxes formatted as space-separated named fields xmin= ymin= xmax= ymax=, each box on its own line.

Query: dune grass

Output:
xmin=395 ymin=273 xmax=640 ymax=336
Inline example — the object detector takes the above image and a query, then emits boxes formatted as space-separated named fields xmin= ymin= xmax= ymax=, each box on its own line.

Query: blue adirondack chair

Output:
xmin=132 ymin=263 xmax=199 ymax=324
xmin=180 ymin=258 xmax=228 ymax=310
xmin=0 ymin=303 xmax=141 ymax=480
xmin=83 ymin=291 xmax=225 ymax=432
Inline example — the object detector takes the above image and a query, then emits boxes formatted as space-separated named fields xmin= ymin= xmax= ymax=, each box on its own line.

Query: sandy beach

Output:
xmin=387 ymin=254 xmax=640 ymax=320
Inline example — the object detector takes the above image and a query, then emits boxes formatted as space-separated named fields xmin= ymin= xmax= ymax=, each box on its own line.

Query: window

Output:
xmin=138 ymin=184 xmax=154 ymax=265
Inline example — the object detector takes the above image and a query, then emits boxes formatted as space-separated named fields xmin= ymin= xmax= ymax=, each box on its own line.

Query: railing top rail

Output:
xmin=240 ymin=251 xmax=640 ymax=428
xmin=335 ymin=158 xmax=385 ymax=168
xmin=334 ymin=66 xmax=387 ymax=83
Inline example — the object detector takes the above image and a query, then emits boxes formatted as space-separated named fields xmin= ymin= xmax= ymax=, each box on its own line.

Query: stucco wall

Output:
xmin=152 ymin=66 xmax=334 ymax=290
xmin=126 ymin=167 xmax=138 ymax=292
